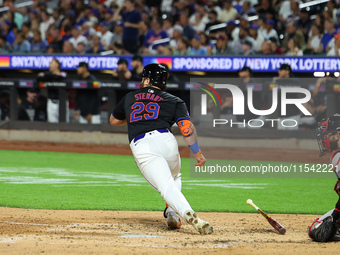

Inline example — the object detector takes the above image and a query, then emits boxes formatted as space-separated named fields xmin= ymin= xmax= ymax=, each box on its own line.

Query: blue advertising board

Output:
xmin=0 ymin=55 xmax=339 ymax=72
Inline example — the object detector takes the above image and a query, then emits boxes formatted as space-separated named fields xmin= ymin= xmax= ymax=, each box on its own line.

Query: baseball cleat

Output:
xmin=184 ymin=210 xmax=213 ymax=235
xmin=166 ymin=211 xmax=182 ymax=229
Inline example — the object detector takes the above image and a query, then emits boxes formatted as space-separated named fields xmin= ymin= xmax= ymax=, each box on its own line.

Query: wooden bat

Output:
xmin=246 ymin=199 xmax=286 ymax=235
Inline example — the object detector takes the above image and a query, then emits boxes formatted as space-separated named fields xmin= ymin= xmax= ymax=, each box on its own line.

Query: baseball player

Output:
xmin=308 ymin=114 xmax=340 ymax=242
xmin=110 ymin=64 xmax=213 ymax=235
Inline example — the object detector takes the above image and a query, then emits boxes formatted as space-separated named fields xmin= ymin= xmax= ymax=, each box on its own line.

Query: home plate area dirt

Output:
xmin=0 ymin=208 xmax=338 ymax=254
xmin=0 ymin=141 xmax=337 ymax=254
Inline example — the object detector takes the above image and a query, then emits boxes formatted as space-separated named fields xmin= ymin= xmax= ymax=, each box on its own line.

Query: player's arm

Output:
xmin=177 ymin=118 xmax=206 ymax=167
xmin=110 ymin=97 xmax=127 ymax=126
xmin=110 ymin=114 xmax=127 ymax=126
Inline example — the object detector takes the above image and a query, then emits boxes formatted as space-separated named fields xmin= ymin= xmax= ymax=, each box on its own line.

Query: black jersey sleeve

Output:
xmin=112 ymin=96 xmax=126 ymax=120
xmin=174 ymin=100 xmax=190 ymax=123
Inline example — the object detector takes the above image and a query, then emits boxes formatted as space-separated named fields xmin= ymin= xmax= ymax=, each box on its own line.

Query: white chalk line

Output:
xmin=0 ymin=167 xmax=273 ymax=189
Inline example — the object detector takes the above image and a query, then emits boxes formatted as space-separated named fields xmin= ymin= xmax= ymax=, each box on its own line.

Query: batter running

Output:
xmin=110 ymin=64 xmax=213 ymax=235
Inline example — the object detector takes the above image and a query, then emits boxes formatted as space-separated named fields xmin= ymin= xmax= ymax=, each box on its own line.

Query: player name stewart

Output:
xmin=134 ymin=93 xmax=164 ymax=102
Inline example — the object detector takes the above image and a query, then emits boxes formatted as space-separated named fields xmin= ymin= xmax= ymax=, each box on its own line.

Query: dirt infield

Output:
xmin=0 ymin=141 xmax=336 ymax=254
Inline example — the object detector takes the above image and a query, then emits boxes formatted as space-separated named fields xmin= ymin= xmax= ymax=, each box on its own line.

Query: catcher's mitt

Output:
xmin=308 ymin=216 xmax=338 ymax=242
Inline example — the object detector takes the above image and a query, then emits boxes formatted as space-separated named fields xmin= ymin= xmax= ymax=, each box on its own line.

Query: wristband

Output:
xmin=188 ymin=141 xmax=200 ymax=154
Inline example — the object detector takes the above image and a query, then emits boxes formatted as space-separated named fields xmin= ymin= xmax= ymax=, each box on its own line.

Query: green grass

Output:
xmin=0 ymin=150 xmax=337 ymax=214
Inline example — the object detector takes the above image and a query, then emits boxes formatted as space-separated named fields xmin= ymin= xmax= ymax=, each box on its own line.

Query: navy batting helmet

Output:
xmin=142 ymin=64 xmax=168 ymax=90
xmin=317 ymin=114 xmax=340 ymax=157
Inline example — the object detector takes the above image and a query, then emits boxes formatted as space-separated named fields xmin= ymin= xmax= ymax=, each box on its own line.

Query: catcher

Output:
xmin=308 ymin=114 xmax=340 ymax=242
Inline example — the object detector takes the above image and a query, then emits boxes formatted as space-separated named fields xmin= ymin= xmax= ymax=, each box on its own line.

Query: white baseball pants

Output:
xmin=130 ymin=130 xmax=193 ymax=219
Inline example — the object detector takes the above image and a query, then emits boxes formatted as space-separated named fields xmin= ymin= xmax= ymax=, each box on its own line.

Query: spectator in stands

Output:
xmin=205 ymin=10 xmax=219 ymax=33
xmin=286 ymin=38 xmax=303 ymax=56
xmin=169 ymin=25 xmax=183 ymax=51
xmin=241 ymin=40 xmax=255 ymax=55
xmin=21 ymin=22 xmax=32 ymax=41
xmin=314 ymin=13 xmax=325 ymax=31
xmin=69 ymin=25 xmax=88 ymax=48
xmin=142 ymin=17 xmax=169 ymax=54
xmin=189 ymin=0 xmax=209 ymax=33
xmin=179 ymin=12 xmax=196 ymax=40
xmin=269 ymin=37 xmax=284 ymax=55
xmin=111 ymin=42 xmax=130 ymax=55
xmin=297 ymin=8 xmax=312 ymax=42
xmin=327 ymin=34 xmax=340 ymax=56
xmin=61 ymin=24 xmax=73 ymax=41
xmin=74 ymin=62 xmax=101 ymax=124
xmin=130 ymin=55 xmax=144 ymax=81
xmin=326 ymin=0 xmax=337 ymax=21
xmin=240 ymin=15 xmax=251 ymax=29
xmin=0 ymin=91 xmax=10 ymax=121
xmin=40 ymin=10 xmax=54 ymax=41
xmin=37 ymin=58 xmax=68 ymax=123
xmin=62 ymin=40 xmax=75 ymax=54
xmin=52 ymin=8 xmax=63 ymax=28
xmin=112 ymin=58 xmax=132 ymax=81
xmin=173 ymin=37 xmax=191 ymax=56
xmin=256 ymin=0 xmax=276 ymax=20
xmin=199 ymin=32 xmax=213 ymax=55
xmin=249 ymin=23 xmax=264 ymax=52
xmin=0 ymin=35 xmax=13 ymax=53
xmin=305 ymin=24 xmax=323 ymax=53
xmin=18 ymin=88 xmax=37 ymax=121
xmin=47 ymin=44 xmax=59 ymax=54
xmin=285 ymin=0 xmax=300 ymax=24
xmin=81 ymin=21 xmax=96 ymax=40
xmin=116 ymin=0 xmax=144 ymax=54
xmin=232 ymin=27 xmax=256 ymax=54
xmin=49 ymin=25 xmax=64 ymax=53
xmin=241 ymin=1 xmax=257 ymax=16
xmin=190 ymin=34 xmax=208 ymax=55
xmin=258 ymin=40 xmax=272 ymax=55
xmin=13 ymin=32 xmax=31 ymax=53
xmin=30 ymin=29 xmax=49 ymax=53
xmin=157 ymin=45 xmax=173 ymax=55
xmin=75 ymin=41 xmax=87 ymax=55
xmin=336 ymin=11 xmax=340 ymax=28
xmin=98 ymin=21 xmax=113 ymax=50
xmin=162 ymin=15 xmax=174 ymax=38
xmin=108 ymin=20 xmax=124 ymax=51
xmin=212 ymin=33 xmax=233 ymax=55
xmin=261 ymin=19 xmax=278 ymax=40
xmin=220 ymin=0 xmax=238 ymax=23
xmin=206 ymin=0 xmax=222 ymax=16
xmin=318 ymin=18 xmax=337 ymax=53
xmin=1 ymin=20 xmax=15 ymax=46
xmin=86 ymin=34 xmax=105 ymax=54
xmin=281 ymin=21 xmax=305 ymax=52
xmin=20 ymin=7 xmax=30 ymax=25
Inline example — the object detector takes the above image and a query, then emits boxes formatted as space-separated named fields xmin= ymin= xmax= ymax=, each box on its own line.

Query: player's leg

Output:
xmin=319 ymin=209 xmax=334 ymax=221
xmin=162 ymin=138 xmax=183 ymax=228
xmin=47 ymin=99 xmax=58 ymax=123
xmin=131 ymin=133 xmax=213 ymax=234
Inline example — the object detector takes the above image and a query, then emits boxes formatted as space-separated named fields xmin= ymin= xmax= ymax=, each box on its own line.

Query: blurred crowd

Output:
xmin=1 ymin=0 xmax=340 ymax=56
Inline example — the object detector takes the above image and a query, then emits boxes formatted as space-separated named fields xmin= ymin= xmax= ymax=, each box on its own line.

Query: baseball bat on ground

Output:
xmin=246 ymin=199 xmax=286 ymax=235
